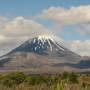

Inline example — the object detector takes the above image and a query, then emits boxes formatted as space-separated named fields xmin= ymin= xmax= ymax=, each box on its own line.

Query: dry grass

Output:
xmin=0 ymin=81 xmax=90 ymax=90
xmin=0 ymin=72 xmax=90 ymax=90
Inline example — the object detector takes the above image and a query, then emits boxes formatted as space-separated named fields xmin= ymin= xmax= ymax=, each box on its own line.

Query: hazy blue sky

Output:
xmin=0 ymin=0 xmax=90 ymax=16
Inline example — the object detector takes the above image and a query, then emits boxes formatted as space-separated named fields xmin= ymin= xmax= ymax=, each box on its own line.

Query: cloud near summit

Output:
xmin=0 ymin=16 xmax=49 ymax=55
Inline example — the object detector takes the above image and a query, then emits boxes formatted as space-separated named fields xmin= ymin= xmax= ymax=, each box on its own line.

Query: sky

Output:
xmin=0 ymin=0 xmax=90 ymax=56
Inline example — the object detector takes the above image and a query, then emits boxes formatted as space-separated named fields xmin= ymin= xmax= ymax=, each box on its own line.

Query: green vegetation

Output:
xmin=0 ymin=72 xmax=89 ymax=90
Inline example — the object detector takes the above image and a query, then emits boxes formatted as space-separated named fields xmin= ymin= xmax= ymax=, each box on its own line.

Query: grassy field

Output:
xmin=0 ymin=72 xmax=90 ymax=90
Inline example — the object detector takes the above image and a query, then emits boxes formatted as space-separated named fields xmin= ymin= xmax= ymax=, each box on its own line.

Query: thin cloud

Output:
xmin=69 ymin=40 xmax=90 ymax=56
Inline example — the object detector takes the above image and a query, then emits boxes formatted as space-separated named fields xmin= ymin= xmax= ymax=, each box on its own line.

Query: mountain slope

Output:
xmin=0 ymin=35 xmax=82 ymax=72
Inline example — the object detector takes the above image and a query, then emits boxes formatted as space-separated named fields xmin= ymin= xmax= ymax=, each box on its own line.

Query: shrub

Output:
xmin=24 ymin=76 xmax=56 ymax=85
xmin=61 ymin=72 xmax=69 ymax=80
xmin=0 ymin=72 xmax=26 ymax=87
xmin=68 ymin=72 xmax=79 ymax=84
xmin=25 ymin=76 xmax=42 ymax=85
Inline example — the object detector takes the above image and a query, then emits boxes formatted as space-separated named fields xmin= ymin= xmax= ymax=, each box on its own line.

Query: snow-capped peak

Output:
xmin=36 ymin=35 xmax=55 ymax=44
xmin=31 ymin=35 xmax=54 ymax=51
xmin=38 ymin=35 xmax=54 ymax=40
xmin=28 ymin=35 xmax=65 ymax=52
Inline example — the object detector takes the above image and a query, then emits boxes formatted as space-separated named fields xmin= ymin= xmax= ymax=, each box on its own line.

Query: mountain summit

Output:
xmin=9 ymin=35 xmax=65 ymax=56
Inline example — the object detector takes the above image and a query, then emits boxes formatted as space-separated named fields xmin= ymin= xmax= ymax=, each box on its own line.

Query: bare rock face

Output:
xmin=0 ymin=35 xmax=83 ymax=73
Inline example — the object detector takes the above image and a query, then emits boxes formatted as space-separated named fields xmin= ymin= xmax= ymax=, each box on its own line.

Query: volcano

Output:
xmin=0 ymin=35 xmax=84 ymax=73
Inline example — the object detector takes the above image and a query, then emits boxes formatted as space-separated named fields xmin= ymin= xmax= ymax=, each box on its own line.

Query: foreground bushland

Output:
xmin=0 ymin=72 xmax=90 ymax=90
